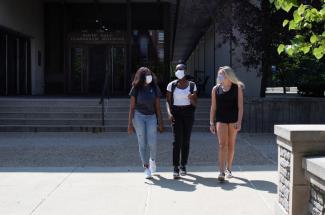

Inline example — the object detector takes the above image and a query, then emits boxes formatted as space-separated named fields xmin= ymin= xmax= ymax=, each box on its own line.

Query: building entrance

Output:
xmin=0 ymin=27 xmax=31 ymax=96
xmin=68 ymin=33 xmax=126 ymax=96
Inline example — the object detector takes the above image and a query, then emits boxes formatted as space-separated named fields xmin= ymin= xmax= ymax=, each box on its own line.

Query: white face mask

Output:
xmin=145 ymin=75 xmax=153 ymax=84
xmin=175 ymin=70 xmax=185 ymax=80
xmin=217 ymin=74 xmax=225 ymax=83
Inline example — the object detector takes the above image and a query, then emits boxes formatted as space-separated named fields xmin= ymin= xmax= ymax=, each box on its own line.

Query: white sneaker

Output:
xmin=149 ymin=158 xmax=156 ymax=174
xmin=144 ymin=168 xmax=152 ymax=179
xmin=225 ymin=169 xmax=233 ymax=178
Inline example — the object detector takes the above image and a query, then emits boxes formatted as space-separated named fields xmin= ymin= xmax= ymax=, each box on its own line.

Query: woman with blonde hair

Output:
xmin=209 ymin=66 xmax=244 ymax=182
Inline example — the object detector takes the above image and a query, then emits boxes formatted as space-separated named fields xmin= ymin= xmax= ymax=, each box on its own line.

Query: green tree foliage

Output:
xmin=270 ymin=0 xmax=325 ymax=59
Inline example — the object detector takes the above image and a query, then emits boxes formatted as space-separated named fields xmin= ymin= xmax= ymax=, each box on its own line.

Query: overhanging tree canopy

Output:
xmin=270 ymin=0 xmax=325 ymax=59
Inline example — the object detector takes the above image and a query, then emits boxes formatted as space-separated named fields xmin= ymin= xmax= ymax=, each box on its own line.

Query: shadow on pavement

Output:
xmin=144 ymin=173 xmax=277 ymax=194
xmin=146 ymin=175 xmax=197 ymax=192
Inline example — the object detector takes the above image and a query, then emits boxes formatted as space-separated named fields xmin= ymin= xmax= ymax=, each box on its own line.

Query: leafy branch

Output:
xmin=270 ymin=0 xmax=325 ymax=59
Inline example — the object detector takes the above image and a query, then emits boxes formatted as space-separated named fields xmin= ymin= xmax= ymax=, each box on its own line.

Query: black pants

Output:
xmin=172 ymin=106 xmax=195 ymax=167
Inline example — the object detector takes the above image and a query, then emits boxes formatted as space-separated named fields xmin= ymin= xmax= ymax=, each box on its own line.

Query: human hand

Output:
xmin=188 ymin=93 xmax=195 ymax=101
xmin=210 ymin=124 xmax=216 ymax=134
xmin=158 ymin=122 xmax=164 ymax=133
xmin=234 ymin=121 xmax=242 ymax=131
xmin=128 ymin=123 xmax=134 ymax=134
xmin=168 ymin=115 xmax=175 ymax=125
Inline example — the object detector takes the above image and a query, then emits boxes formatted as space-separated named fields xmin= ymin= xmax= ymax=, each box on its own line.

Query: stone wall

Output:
xmin=279 ymin=146 xmax=291 ymax=213
xmin=309 ymin=185 xmax=325 ymax=215
xmin=275 ymin=125 xmax=325 ymax=215
xmin=303 ymin=157 xmax=325 ymax=215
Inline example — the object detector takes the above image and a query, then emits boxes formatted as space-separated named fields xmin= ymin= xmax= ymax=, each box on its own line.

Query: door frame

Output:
xmin=68 ymin=44 xmax=89 ymax=94
xmin=67 ymin=43 xmax=127 ymax=96
xmin=107 ymin=44 xmax=127 ymax=96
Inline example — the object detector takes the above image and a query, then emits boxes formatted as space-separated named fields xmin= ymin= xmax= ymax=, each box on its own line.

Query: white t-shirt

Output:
xmin=166 ymin=80 xmax=197 ymax=106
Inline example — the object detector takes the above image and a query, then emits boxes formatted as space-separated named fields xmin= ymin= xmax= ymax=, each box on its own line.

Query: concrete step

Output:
xmin=0 ymin=112 xmax=210 ymax=119
xmin=0 ymin=118 xmax=210 ymax=126
xmin=0 ymin=99 xmax=100 ymax=106
xmin=0 ymin=125 xmax=209 ymax=132
xmin=0 ymin=106 xmax=210 ymax=113
xmin=0 ymin=112 xmax=102 ymax=119
xmin=0 ymin=119 xmax=102 ymax=126
xmin=0 ymin=106 xmax=102 ymax=112
xmin=0 ymin=98 xmax=212 ymax=107
xmin=0 ymin=98 xmax=212 ymax=132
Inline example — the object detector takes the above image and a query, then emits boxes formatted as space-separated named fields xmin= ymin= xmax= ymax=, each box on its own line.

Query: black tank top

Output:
xmin=215 ymin=83 xmax=238 ymax=123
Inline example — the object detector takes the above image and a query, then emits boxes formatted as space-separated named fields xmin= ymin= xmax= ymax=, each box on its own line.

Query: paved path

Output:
xmin=0 ymin=132 xmax=277 ymax=215
xmin=0 ymin=132 xmax=276 ymax=167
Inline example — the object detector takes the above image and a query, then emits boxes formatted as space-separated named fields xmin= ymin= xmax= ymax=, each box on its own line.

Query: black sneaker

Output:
xmin=180 ymin=166 xmax=187 ymax=176
xmin=173 ymin=166 xmax=180 ymax=179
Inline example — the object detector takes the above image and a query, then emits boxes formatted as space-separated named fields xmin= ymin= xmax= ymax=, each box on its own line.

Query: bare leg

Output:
xmin=227 ymin=123 xmax=238 ymax=170
xmin=216 ymin=122 xmax=229 ymax=173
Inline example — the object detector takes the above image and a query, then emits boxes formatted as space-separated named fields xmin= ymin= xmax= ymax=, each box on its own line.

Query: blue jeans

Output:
xmin=132 ymin=110 xmax=157 ymax=166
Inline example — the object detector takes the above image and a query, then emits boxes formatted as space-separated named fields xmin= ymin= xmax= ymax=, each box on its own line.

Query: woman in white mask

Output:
xmin=128 ymin=67 xmax=164 ymax=179
xmin=209 ymin=66 xmax=244 ymax=182
xmin=166 ymin=64 xmax=198 ymax=179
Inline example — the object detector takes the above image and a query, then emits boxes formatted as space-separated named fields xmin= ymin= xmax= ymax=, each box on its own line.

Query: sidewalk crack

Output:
xmin=144 ymin=184 xmax=152 ymax=215
xmin=29 ymin=167 xmax=78 ymax=215
xmin=238 ymin=165 xmax=274 ymax=213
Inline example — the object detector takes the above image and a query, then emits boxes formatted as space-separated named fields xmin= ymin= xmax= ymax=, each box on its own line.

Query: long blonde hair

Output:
xmin=217 ymin=66 xmax=245 ymax=89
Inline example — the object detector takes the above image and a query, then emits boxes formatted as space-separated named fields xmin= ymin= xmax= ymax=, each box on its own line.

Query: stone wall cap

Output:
xmin=303 ymin=157 xmax=325 ymax=182
xmin=274 ymin=125 xmax=325 ymax=142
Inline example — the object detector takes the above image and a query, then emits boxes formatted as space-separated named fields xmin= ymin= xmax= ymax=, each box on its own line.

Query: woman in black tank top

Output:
xmin=209 ymin=66 xmax=244 ymax=182
xmin=215 ymin=83 xmax=238 ymax=123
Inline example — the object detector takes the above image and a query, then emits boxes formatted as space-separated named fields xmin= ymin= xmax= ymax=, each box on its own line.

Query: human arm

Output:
xmin=236 ymin=85 xmax=244 ymax=131
xmin=128 ymin=96 xmax=136 ymax=134
xmin=155 ymin=97 xmax=164 ymax=132
xmin=166 ymin=91 xmax=175 ymax=124
xmin=209 ymin=86 xmax=217 ymax=134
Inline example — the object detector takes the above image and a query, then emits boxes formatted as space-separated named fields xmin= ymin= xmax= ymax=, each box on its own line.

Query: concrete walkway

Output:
xmin=0 ymin=132 xmax=277 ymax=215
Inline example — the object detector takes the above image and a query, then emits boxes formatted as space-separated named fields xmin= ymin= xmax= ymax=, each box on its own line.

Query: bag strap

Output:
xmin=171 ymin=80 xmax=178 ymax=106
xmin=189 ymin=81 xmax=194 ymax=94
xmin=171 ymin=80 xmax=178 ymax=94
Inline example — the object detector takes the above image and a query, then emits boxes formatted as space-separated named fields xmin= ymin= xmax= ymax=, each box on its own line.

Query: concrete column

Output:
xmin=126 ymin=0 xmax=132 ymax=92
xmin=274 ymin=125 xmax=325 ymax=215
xmin=163 ymin=3 xmax=171 ymax=85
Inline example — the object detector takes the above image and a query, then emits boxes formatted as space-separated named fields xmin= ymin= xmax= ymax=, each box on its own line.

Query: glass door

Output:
xmin=69 ymin=45 xmax=126 ymax=96
xmin=88 ymin=46 xmax=107 ymax=95
xmin=109 ymin=46 xmax=126 ymax=96
xmin=69 ymin=46 xmax=87 ymax=94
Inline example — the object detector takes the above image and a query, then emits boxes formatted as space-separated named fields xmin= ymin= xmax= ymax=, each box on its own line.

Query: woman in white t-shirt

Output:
xmin=166 ymin=63 xmax=197 ymax=179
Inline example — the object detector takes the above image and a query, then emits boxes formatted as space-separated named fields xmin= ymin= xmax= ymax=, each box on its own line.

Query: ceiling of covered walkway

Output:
xmin=172 ymin=0 xmax=218 ymax=63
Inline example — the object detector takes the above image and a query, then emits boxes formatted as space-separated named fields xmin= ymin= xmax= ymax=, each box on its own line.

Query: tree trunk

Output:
xmin=259 ymin=0 xmax=272 ymax=97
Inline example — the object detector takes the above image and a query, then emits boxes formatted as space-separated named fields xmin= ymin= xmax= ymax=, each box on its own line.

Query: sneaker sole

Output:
xmin=218 ymin=177 xmax=225 ymax=182
xmin=150 ymin=169 xmax=157 ymax=175
xmin=173 ymin=175 xmax=180 ymax=179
